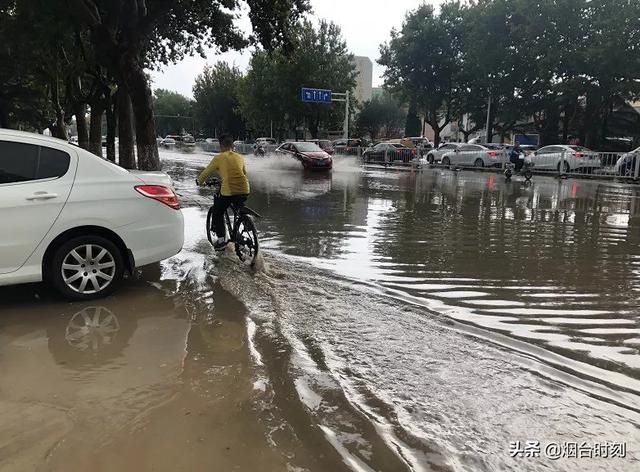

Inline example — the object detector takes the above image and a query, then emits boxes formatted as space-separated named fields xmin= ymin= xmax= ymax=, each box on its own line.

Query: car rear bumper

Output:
xmin=118 ymin=204 xmax=184 ymax=267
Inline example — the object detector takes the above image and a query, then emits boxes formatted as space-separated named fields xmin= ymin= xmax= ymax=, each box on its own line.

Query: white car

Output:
xmin=425 ymin=142 xmax=461 ymax=164
xmin=614 ymin=146 xmax=639 ymax=177
xmin=0 ymin=129 xmax=184 ymax=300
xmin=441 ymin=143 xmax=506 ymax=168
xmin=530 ymin=145 xmax=601 ymax=172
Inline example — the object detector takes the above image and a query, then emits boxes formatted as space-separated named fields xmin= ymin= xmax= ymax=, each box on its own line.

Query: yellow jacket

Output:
xmin=197 ymin=151 xmax=250 ymax=196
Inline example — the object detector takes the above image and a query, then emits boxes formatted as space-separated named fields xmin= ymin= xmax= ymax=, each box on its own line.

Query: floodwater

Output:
xmin=1 ymin=150 xmax=639 ymax=471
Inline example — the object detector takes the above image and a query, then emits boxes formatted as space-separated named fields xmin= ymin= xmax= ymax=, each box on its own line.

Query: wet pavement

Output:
xmin=1 ymin=150 xmax=639 ymax=471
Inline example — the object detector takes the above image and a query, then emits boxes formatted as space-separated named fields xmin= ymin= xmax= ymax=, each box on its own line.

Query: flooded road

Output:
xmin=1 ymin=149 xmax=639 ymax=471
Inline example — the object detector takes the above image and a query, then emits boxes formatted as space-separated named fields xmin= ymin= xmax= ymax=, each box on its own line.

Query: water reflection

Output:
xmin=64 ymin=306 xmax=120 ymax=352
xmin=244 ymin=168 xmax=640 ymax=396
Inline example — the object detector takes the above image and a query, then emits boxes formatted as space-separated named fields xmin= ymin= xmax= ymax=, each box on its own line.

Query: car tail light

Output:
xmin=487 ymin=151 xmax=498 ymax=158
xmin=135 ymin=185 xmax=180 ymax=210
xmin=411 ymin=148 xmax=416 ymax=155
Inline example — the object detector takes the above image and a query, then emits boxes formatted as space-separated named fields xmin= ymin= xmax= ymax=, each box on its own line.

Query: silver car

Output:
xmin=614 ymin=146 xmax=639 ymax=177
xmin=426 ymin=142 xmax=461 ymax=164
xmin=441 ymin=143 xmax=506 ymax=168
xmin=531 ymin=145 xmax=601 ymax=172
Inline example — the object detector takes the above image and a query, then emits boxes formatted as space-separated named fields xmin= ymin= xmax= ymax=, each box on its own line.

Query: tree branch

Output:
xmin=67 ymin=0 xmax=101 ymax=26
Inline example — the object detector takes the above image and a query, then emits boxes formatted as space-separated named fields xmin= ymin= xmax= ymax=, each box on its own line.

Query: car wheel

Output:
xmin=442 ymin=156 xmax=451 ymax=166
xmin=557 ymin=161 xmax=570 ymax=173
xmin=50 ymin=235 xmax=124 ymax=300
xmin=474 ymin=158 xmax=484 ymax=168
xmin=427 ymin=154 xmax=434 ymax=164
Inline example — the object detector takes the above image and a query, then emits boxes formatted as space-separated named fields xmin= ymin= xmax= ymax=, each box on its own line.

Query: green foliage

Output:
xmin=192 ymin=62 xmax=246 ymax=138
xmin=379 ymin=3 xmax=464 ymax=144
xmin=153 ymin=89 xmax=194 ymax=137
xmin=378 ymin=0 xmax=640 ymax=146
xmin=239 ymin=20 xmax=356 ymax=138
xmin=356 ymin=93 xmax=406 ymax=140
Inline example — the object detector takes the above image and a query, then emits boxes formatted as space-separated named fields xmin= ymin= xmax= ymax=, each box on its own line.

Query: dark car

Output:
xmin=308 ymin=139 xmax=335 ymax=155
xmin=276 ymin=142 xmax=333 ymax=170
xmin=362 ymin=142 xmax=416 ymax=164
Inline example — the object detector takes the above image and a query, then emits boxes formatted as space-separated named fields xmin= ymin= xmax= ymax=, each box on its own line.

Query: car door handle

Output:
xmin=26 ymin=192 xmax=58 ymax=200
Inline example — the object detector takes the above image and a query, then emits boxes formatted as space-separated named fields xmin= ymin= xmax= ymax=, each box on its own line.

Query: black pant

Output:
xmin=212 ymin=195 xmax=247 ymax=238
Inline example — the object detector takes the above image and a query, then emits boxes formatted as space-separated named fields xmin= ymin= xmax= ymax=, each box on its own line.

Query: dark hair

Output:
xmin=219 ymin=134 xmax=234 ymax=148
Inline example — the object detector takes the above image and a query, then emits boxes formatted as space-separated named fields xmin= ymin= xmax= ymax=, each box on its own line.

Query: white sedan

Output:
xmin=0 ymin=129 xmax=184 ymax=299
xmin=441 ymin=143 xmax=506 ymax=168
xmin=530 ymin=145 xmax=601 ymax=172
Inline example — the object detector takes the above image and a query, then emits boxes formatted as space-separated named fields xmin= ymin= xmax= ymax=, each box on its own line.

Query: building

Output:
xmin=351 ymin=56 xmax=373 ymax=104
xmin=372 ymin=87 xmax=385 ymax=100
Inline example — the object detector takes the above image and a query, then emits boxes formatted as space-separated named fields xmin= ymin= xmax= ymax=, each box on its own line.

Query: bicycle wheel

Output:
xmin=206 ymin=207 xmax=216 ymax=246
xmin=233 ymin=215 xmax=259 ymax=266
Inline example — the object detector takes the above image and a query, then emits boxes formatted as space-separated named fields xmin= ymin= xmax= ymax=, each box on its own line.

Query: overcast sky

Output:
xmin=150 ymin=0 xmax=440 ymax=98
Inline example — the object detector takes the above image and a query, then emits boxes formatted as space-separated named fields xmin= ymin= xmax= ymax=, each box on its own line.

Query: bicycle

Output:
xmin=204 ymin=178 xmax=260 ymax=267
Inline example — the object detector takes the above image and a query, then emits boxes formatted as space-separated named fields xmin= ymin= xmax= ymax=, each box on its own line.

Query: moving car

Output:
xmin=614 ymin=146 xmax=640 ymax=177
xmin=275 ymin=142 xmax=333 ymax=170
xmin=362 ymin=142 xmax=416 ymax=164
xmin=530 ymin=145 xmax=601 ymax=172
xmin=161 ymin=137 xmax=176 ymax=149
xmin=0 ymin=129 xmax=184 ymax=300
xmin=426 ymin=142 xmax=462 ymax=164
xmin=178 ymin=134 xmax=196 ymax=152
xmin=441 ymin=143 xmax=506 ymax=168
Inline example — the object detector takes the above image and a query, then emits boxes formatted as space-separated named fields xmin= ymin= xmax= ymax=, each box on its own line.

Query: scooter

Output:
xmin=505 ymin=153 xmax=533 ymax=181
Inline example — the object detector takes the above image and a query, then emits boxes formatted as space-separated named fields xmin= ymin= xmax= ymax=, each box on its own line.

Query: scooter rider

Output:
xmin=509 ymin=141 xmax=524 ymax=172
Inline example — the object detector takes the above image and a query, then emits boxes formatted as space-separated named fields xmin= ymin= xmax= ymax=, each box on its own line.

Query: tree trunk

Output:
xmin=540 ymin=101 xmax=560 ymax=145
xmin=0 ymin=98 xmax=9 ymax=128
xmin=50 ymin=79 xmax=69 ymax=140
xmin=74 ymin=103 xmax=89 ymax=150
xmin=125 ymin=62 xmax=160 ymax=171
xmin=89 ymin=100 xmax=104 ymax=157
xmin=117 ymin=86 xmax=136 ymax=169
xmin=105 ymin=92 xmax=117 ymax=162
xmin=582 ymin=92 xmax=601 ymax=149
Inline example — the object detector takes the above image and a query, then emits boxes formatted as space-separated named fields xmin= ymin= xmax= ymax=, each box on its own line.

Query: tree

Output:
xmin=63 ymin=0 xmax=309 ymax=170
xmin=239 ymin=20 xmax=356 ymax=139
xmin=379 ymin=3 xmax=465 ymax=146
xmin=356 ymin=93 xmax=406 ymax=140
xmin=193 ymin=63 xmax=245 ymax=138
xmin=153 ymin=89 xmax=194 ymax=137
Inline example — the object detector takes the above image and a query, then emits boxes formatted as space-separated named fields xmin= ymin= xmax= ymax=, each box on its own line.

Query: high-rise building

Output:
xmin=351 ymin=56 xmax=373 ymax=104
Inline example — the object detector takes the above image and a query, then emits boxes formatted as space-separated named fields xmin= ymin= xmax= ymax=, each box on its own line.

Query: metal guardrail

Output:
xmin=348 ymin=146 xmax=640 ymax=181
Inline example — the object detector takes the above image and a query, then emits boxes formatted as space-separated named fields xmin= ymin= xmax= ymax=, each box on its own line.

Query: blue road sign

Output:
xmin=301 ymin=88 xmax=332 ymax=103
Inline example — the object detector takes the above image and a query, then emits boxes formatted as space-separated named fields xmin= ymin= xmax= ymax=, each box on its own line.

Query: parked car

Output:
xmin=307 ymin=139 xmax=335 ymax=155
xmin=614 ymin=146 xmax=640 ymax=176
xmin=530 ymin=145 xmax=601 ymax=172
xmin=362 ymin=142 xmax=416 ymax=164
xmin=404 ymin=136 xmax=433 ymax=155
xmin=0 ymin=129 xmax=184 ymax=300
xmin=275 ymin=142 xmax=333 ymax=170
xmin=333 ymin=138 xmax=364 ymax=155
xmin=441 ymin=143 xmax=506 ymax=168
xmin=426 ymin=142 xmax=462 ymax=164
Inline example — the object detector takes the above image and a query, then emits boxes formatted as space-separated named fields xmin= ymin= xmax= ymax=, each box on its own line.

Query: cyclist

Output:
xmin=196 ymin=134 xmax=250 ymax=250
